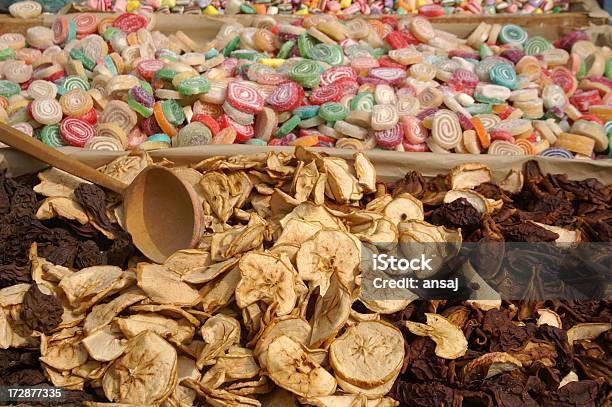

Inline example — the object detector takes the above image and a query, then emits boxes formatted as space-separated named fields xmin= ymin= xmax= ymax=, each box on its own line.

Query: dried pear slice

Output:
xmin=353 ymin=152 xmax=376 ymax=193
xmin=566 ymin=323 xmax=611 ymax=345
xmin=309 ymin=275 xmax=351 ymax=348
xmin=448 ymin=163 xmax=491 ymax=190
xmin=34 ymin=167 xmax=90 ymax=198
xmin=444 ymin=189 xmax=491 ymax=214
xmin=499 ymin=169 xmax=524 ymax=194
xmin=536 ymin=309 xmax=562 ymax=329
xmin=266 ymin=335 xmax=337 ymax=398
xmin=296 ymin=230 xmax=360 ymax=296
xmin=255 ymin=318 xmax=312 ymax=370
xmin=59 ymin=265 xmax=123 ymax=307
xmin=137 ymin=263 xmax=200 ymax=306
xmin=36 ymin=197 xmax=89 ymax=224
xmin=103 ymin=331 xmax=177 ymax=405
xmin=236 ymin=252 xmax=302 ymax=316
xmin=383 ymin=193 xmax=424 ymax=225
xmin=329 ymin=321 xmax=404 ymax=388
xmin=82 ymin=325 xmax=127 ymax=362
xmin=403 ymin=313 xmax=468 ymax=359
xmin=84 ymin=288 xmax=146 ymax=335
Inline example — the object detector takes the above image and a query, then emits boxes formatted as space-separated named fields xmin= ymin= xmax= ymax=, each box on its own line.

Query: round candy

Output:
xmin=499 ymin=24 xmax=528 ymax=46
xmin=9 ymin=1 xmax=42 ymax=19
xmin=539 ymin=147 xmax=574 ymax=158
xmin=84 ymin=136 xmax=123 ymax=151
xmin=310 ymin=84 xmax=342 ymax=105
xmin=40 ymin=124 xmax=66 ymax=147
xmin=0 ymin=81 xmax=21 ymax=98
xmin=72 ymin=13 xmax=98 ymax=36
xmin=290 ymin=60 xmax=321 ymax=88
xmin=432 ymin=110 xmax=462 ymax=149
xmin=320 ymin=66 xmax=356 ymax=87
xmin=31 ymin=98 xmax=63 ymax=125
xmin=177 ymin=122 xmax=212 ymax=146
xmin=319 ymin=102 xmax=348 ymax=122
xmin=218 ymin=114 xmax=254 ymax=142
xmin=60 ymin=117 xmax=95 ymax=147
xmin=100 ymin=100 xmax=137 ymax=134
xmin=488 ymin=140 xmax=524 ymax=155
xmin=112 ymin=13 xmax=148 ymax=34
xmin=489 ymin=64 xmax=517 ymax=90
xmin=226 ymin=81 xmax=264 ymax=113
xmin=374 ymin=123 xmax=403 ymax=149
xmin=60 ymin=88 xmax=93 ymax=117
xmin=266 ymin=81 xmax=303 ymax=112
xmin=524 ymin=36 xmax=551 ymax=55
xmin=223 ymin=101 xmax=255 ymax=125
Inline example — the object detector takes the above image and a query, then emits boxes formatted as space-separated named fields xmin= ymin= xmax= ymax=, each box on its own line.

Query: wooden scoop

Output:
xmin=0 ymin=124 xmax=203 ymax=263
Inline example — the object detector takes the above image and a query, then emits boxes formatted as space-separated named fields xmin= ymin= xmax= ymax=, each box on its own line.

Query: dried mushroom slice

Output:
xmin=383 ymin=193 xmax=424 ymax=225
xmin=164 ymin=249 xmax=211 ymax=276
xmin=444 ymin=189 xmax=491 ymax=214
xmin=236 ymin=252 xmax=303 ymax=316
xmin=59 ymin=265 xmax=123 ymax=307
xmin=200 ymin=171 xmax=234 ymax=223
xmin=197 ymin=314 xmax=241 ymax=369
xmin=36 ymin=197 xmax=89 ymax=224
xmin=309 ymin=275 xmax=352 ymax=348
xmin=329 ymin=321 xmax=404 ymax=388
xmin=82 ymin=325 xmax=127 ymax=362
xmin=566 ymin=323 xmax=611 ymax=345
xmin=137 ymin=263 xmax=200 ymax=306
xmin=297 ymin=230 xmax=360 ymax=296
xmin=255 ymin=317 xmax=312 ymax=370
xmin=536 ymin=309 xmax=562 ymax=328
xmin=499 ymin=168 xmax=524 ymax=194
xmin=353 ymin=152 xmax=376 ymax=193
xmin=462 ymin=352 xmax=522 ymax=380
xmin=266 ymin=335 xmax=337 ymax=398
xmin=403 ymin=313 xmax=468 ymax=359
xmin=103 ymin=331 xmax=178 ymax=405
xmin=84 ymin=288 xmax=146 ymax=335
xmin=448 ymin=163 xmax=491 ymax=190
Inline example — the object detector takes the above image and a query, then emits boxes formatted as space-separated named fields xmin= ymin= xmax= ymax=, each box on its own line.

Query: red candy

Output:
xmin=72 ymin=13 xmax=97 ymax=36
xmin=385 ymin=31 xmax=410 ymax=50
xmin=320 ymin=66 xmax=356 ymax=86
xmin=402 ymin=141 xmax=430 ymax=152
xmin=332 ymin=77 xmax=359 ymax=97
xmin=192 ymin=114 xmax=220 ymax=136
xmin=79 ymin=108 xmax=98 ymax=125
xmin=401 ymin=116 xmax=428 ymax=144
xmin=378 ymin=56 xmax=406 ymax=70
xmin=226 ymin=81 xmax=264 ymax=114
xmin=218 ymin=114 xmax=254 ymax=142
xmin=266 ymin=81 xmax=303 ymax=112
xmin=374 ymin=123 xmax=404 ymax=149
xmin=137 ymin=59 xmax=165 ymax=82
xmin=490 ymin=130 xmax=515 ymax=143
xmin=576 ymin=115 xmax=604 ymax=125
xmin=112 ymin=12 xmax=148 ymax=34
xmin=551 ymin=67 xmax=577 ymax=95
xmin=451 ymin=69 xmax=479 ymax=88
xmin=60 ymin=118 xmax=95 ymax=147
xmin=309 ymin=84 xmax=342 ymax=105
xmin=570 ymin=89 xmax=602 ymax=112
xmin=419 ymin=4 xmax=446 ymax=16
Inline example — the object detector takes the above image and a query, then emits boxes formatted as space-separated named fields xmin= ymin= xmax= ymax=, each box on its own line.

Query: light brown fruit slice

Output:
xmin=403 ymin=313 xmax=468 ymax=359
xmin=266 ymin=335 xmax=337 ymax=398
xmin=103 ymin=331 xmax=177 ymax=405
xmin=443 ymin=189 xmax=491 ymax=213
xmin=137 ymin=263 xmax=200 ymax=306
xmin=462 ymin=352 xmax=522 ymax=380
xmin=448 ymin=163 xmax=492 ymax=190
xmin=82 ymin=325 xmax=127 ymax=362
xmin=255 ymin=317 xmax=311 ymax=370
xmin=383 ymin=193 xmax=424 ymax=225
xmin=329 ymin=321 xmax=404 ymax=388
xmin=36 ymin=197 xmax=89 ymax=224
xmin=59 ymin=265 xmax=123 ymax=307
xmin=309 ymin=275 xmax=351 ymax=348
xmin=353 ymin=152 xmax=376 ymax=193
xmin=566 ymin=323 xmax=611 ymax=345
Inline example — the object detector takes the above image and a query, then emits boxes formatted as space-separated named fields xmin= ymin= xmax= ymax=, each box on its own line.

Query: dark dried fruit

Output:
xmin=74 ymin=183 xmax=113 ymax=231
xmin=20 ymin=284 xmax=63 ymax=334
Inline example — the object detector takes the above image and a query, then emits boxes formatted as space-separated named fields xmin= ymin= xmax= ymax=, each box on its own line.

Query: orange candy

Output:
xmin=290 ymin=134 xmax=319 ymax=147
xmin=470 ymin=117 xmax=490 ymax=149
xmin=515 ymin=139 xmax=535 ymax=155
xmin=153 ymin=102 xmax=178 ymax=138
xmin=212 ymin=127 xmax=237 ymax=144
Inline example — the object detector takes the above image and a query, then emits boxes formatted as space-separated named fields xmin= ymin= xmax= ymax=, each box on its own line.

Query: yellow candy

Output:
xmin=162 ymin=0 xmax=176 ymax=8
xmin=259 ymin=58 xmax=285 ymax=68
xmin=416 ymin=0 xmax=427 ymax=7
xmin=534 ymin=8 xmax=543 ymax=13
xmin=340 ymin=0 xmax=351 ymax=8
xmin=7 ymin=100 xmax=29 ymax=116
xmin=295 ymin=8 xmax=309 ymax=14
xmin=204 ymin=4 xmax=219 ymax=14
xmin=126 ymin=0 xmax=140 ymax=11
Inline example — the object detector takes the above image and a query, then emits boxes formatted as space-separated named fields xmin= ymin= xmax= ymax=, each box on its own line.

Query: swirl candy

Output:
xmin=31 ymin=98 xmax=63 ymax=125
xmin=60 ymin=117 xmax=95 ymax=147
xmin=432 ymin=110 xmax=462 ymax=149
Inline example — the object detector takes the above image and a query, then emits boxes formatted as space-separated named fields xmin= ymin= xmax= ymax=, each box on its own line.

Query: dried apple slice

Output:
xmin=182 ymin=257 xmax=238 ymax=284
xmin=323 ymin=157 xmax=363 ymax=203
xmin=137 ymin=263 xmax=200 ymax=306
xmin=84 ymin=288 xmax=146 ymax=335
xmin=40 ymin=336 xmax=88 ymax=371
xmin=199 ymin=171 xmax=234 ymax=223
xmin=329 ymin=321 xmax=404 ymax=388
xmin=280 ymin=202 xmax=344 ymax=231
xmin=197 ymin=314 xmax=241 ymax=369
xmin=82 ymin=325 xmax=127 ymax=362
xmin=297 ymin=230 xmax=360 ymax=296
xmin=103 ymin=331 xmax=177 ymax=405
xmin=462 ymin=352 xmax=522 ymax=380
xmin=275 ymin=219 xmax=322 ymax=246
xmin=34 ymin=167 xmax=89 ymax=198
xmin=383 ymin=193 xmax=424 ymax=225
xmin=536 ymin=309 xmax=562 ymax=329
xmin=255 ymin=317 xmax=312 ymax=370
xmin=448 ymin=163 xmax=491 ymax=190
xmin=266 ymin=335 xmax=337 ymax=398
xmin=309 ymin=274 xmax=352 ymax=348
xmin=59 ymin=265 xmax=123 ymax=307
xmin=404 ymin=313 xmax=468 ymax=360
xmin=499 ymin=168 xmax=524 ymax=194
xmin=353 ymin=152 xmax=376 ymax=193
xmin=566 ymin=323 xmax=611 ymax=345
xmin=163 ymin=249 xmax=211 ymax=276
xmin=443 ymin=189 xmax=491 ymax=214
xmin=335 ymin=373 xmax=396 ymax=399
xmin=531 ymin=222 xmax=581 ymax=245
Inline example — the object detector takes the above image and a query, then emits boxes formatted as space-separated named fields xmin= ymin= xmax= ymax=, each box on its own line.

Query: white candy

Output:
xmin=456 ymin=93 xmax=475 ymax=107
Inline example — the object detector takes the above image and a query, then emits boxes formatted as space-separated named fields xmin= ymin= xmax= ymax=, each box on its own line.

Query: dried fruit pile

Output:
xmin=1 ymin=12 xmax=610 ymax=158
xmin=0 ymin=150 xmax=610 ymax=406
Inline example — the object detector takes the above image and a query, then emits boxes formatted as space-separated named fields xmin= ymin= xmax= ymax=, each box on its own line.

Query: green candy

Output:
xmin=178 ymin=76 xmax=211 ymax=95
xmin=58 ymin=76 xmax=89 ymax=95
xmin=246 ymin=138 xmax=267 ymax=146
xmin=345 ymin=44 xmax=375 ymax=58
xmin=275 ymin=115 xmax=301 ymax=138
xmin=290 ymin=60 xmax=320 ymax=88
xmin=523 ymin=36 xmax=551 ymax=56
xmin=277 ymin=40 xmax=296 ymax=60
xmin=294 ymin=105 xmax=320 ymax=119
xmin=474 ymin=93 xmax=504 ymax=105
xmin=127 ymin=90 xmax=153 ymax=118
xmin=465 ymin=104 xmax=493 ymax=115
xmin=139 ymin=80 xmax=153 ymax=94
xmin=319 ymin=102 xmax=347 ymax=122
xmin=231 ymin=50 xmax=258 ymax=60
xmin=298 ymin=34 xmax=317 ymax=58
xmin=479 ymin=44 xmax=493 ymax=59
xmin=499 ymin=24 xmax=528 ymax=46
xmin=0 ymin=48 xmax=16 ymax=61
xmin=0 ymin=80 xmax=20 ymax=98
xmin=205 ymin=48 xmax=219 ymax=59
xmin=372 ymin=48 xmax=387 ymax=58
xmin=223 ymin=35 xmax=241 ymax=57
xmin=489 ymin=63 xmax=517 ymax=90
xmin=351 ymin=92 xmax=375 ymax=112
xmin=102 ymin=55 xmax=118 ymax=76
xmin=70 ymin=48 xmax=95 ymax=71
xmin=102 ymin=27 xmax=119 ymax=41
xmin=605 ymin=58 xmax=612 ymax=79
xmin=154 ymin=68 xmax=178 ymax=82
xmin=240 ymin=3 xmax=256 ymax=13
xmin=40 ymin=125 xmax=66 ymax=147
xmin=161 ymin=100 xmax=186 ymax=126
xmin=307 ymin=44 xmax=344 ymax=66
xmin=577 ymin=58 xmax=587 ymax=80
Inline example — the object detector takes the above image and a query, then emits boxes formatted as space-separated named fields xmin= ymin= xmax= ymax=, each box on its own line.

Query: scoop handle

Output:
xmin=0 ymin=123 xmax=127 ymax=194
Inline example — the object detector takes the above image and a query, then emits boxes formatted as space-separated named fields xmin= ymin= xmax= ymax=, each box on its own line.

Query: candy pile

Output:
xmin=0 ymin=151 xmax=610 ymax=406
xmin=75 ymin=0 xmax=570 ymax=16
xmin=0 ymin=12 xmax=610 ymax=158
